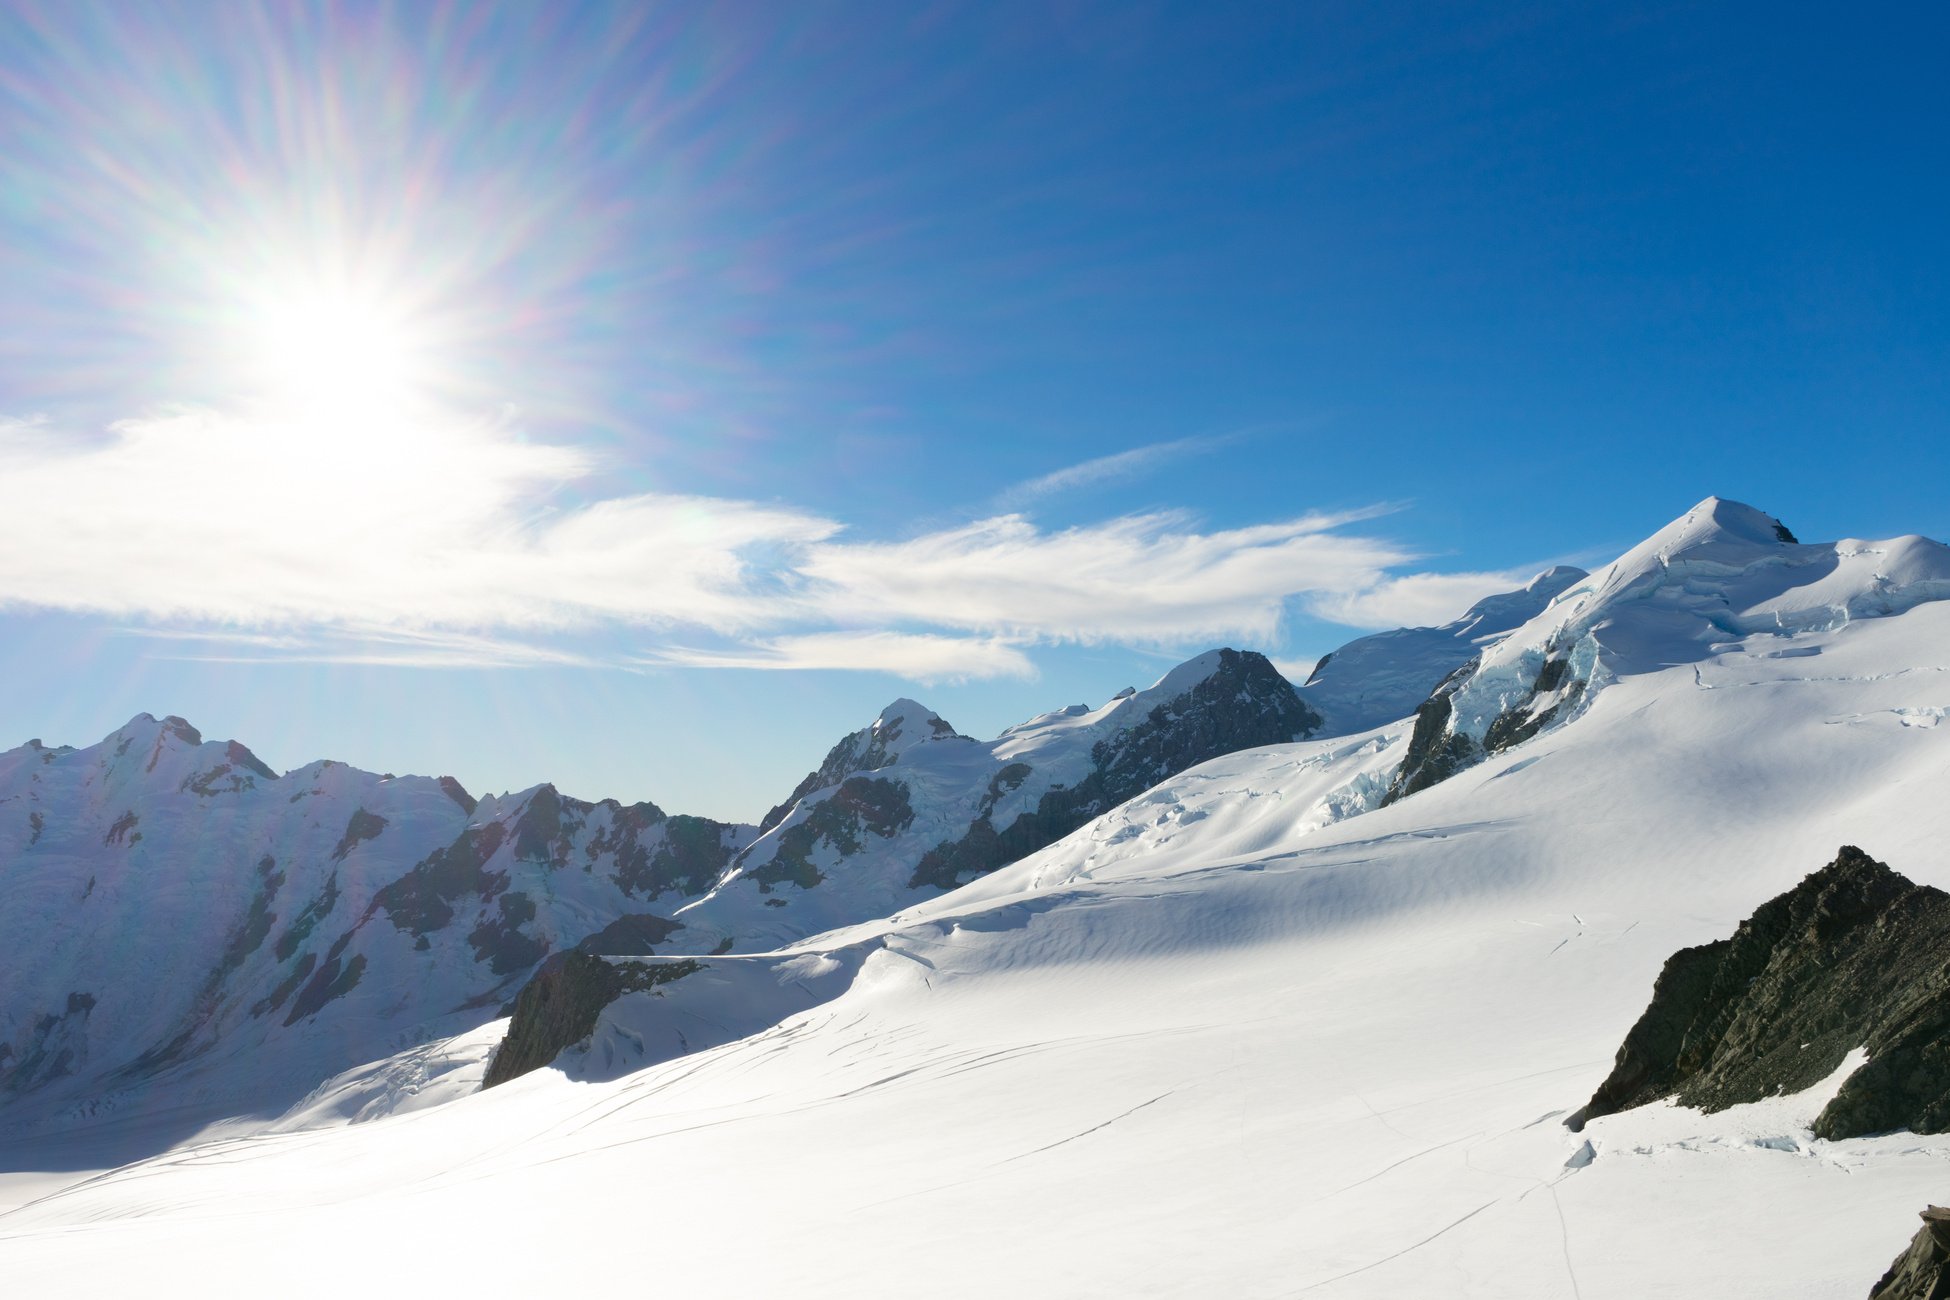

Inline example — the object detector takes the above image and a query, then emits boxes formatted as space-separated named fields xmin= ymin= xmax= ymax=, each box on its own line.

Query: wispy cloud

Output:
xmin=1268 ymin=656 xmax=1319 ymax=684
xmin=0 ymin=406 xmax=1528 ymax=678
xmin=993 ymin=435 xmax=1231 ymax=509
xmin=120 ymin=624 xmax=614 ymax=669
xmin=643 ymin=632 xmax=1035 ymax=682
xmin=1308 ymin=569 xmax=1540 ymax=630
xmin=799 ymin=508 xmax=1411 ymax=644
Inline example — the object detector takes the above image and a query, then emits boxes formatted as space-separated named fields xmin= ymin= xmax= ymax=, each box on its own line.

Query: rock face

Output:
xmin=481 ymin=952 xmax=699 ymax=1089
xmin=1580 ymin=847 xmax=1950 ymax=1139
xmin=755 ymin=699 xmax=961 ymax=835
xmin=1383 ymin=645 xmax=1587 ymax=804
xmin=1869 ymin=1208 xmax=1950 ymax=1300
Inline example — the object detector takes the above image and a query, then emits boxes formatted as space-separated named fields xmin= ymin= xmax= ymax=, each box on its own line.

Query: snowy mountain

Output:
xmin=0 ymin=644 xmax=1326 ymax=1129
xmin=662 ymin=647 xmax=1322 ymax=954
xmin=1297 ymin=564 xmax=1586 ymax=735
xmin=0 ymin=717 xmax=752 ymax=1126
xmin=1386 ymin=497 xmax=1950 ymax=801
xmin=10 ymin=498 xmax=1950 ymax=1296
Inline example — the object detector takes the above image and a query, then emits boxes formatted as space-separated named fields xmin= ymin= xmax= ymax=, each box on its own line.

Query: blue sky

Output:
xmin=0 ymin=1 xmax=1944 ymax=820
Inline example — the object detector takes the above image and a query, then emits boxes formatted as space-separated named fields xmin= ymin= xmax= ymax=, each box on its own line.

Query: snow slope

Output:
xmin=5 ymin=500 xmax=1948 ymax=1295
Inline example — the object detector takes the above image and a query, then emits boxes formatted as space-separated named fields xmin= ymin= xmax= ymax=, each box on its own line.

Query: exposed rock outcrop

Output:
xmin=1580 ymin=847 xmax=1950 ymax=1139
xmin=482 ymin=952 xmax=700 ymax=1088
xmin=1382 ymin=642 xmax=1586 ymax=805
xmin=1869 ymin=1207 xmax=1950 ymax=1300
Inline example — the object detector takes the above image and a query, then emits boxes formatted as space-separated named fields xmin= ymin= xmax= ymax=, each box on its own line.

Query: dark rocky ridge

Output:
xmin=1579 ymin=847 xmax=1950 ymax=1139
xmin=1382 ymin=645 xmax=1584 ymax=805
xmin=910 ymin=649 xmax=1319 ymax=890
xmin=482 ymin=951 xmax=700 ymax=1088
xmin=1871 ymin=1208 xmax=1950 ymax=1300
xmin=758 ymin=703 xmax=963 ymax=835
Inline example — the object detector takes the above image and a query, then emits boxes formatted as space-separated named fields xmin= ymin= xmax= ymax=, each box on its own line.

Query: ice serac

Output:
xmin=1298 ymin=564 xmax=1586 ymax=736
xmin=1580 ymin=846 xmax=1950 ymax=1139
xmin=1382 ymin=497 xmax=1950 ymax=803
xmin=0 ymin=718 xmax=754 ymax=1130
xmin=667 ymin=647 xmax=1321 ymax=954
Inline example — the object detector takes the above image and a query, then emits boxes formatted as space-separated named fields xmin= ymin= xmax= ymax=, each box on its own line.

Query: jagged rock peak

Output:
xmin=1577 ymin=846 xmax=1950 ymax=1140
xmin=757 ymin=698 xmax=964 ymax=835
xmin=872 ymin=698 xmax=961 ymax=748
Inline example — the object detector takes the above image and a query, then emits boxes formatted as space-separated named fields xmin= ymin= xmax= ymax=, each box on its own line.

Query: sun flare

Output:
xmin=230 ymin=273 xmax=435 ymax=416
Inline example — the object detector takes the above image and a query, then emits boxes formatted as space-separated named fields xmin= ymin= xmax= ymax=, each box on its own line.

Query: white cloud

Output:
xmin=798 ymin=509 xmax=1411 ymax=644
xmin=1308 ymin=569 xmax=1537 ymax=630
xmin=0 ymin=407 xmax=834 ymax=632
xmin=125 ymin=625 xmax=613 ymax=670
xmin=1268 ymin=657 xmax=1318 ymax=684
xmin=0 ymin=404 xmax=1531 ymax=678
xmin=643 ymin=632 xmax=1035 ymax=682
xmin=994 ymin=435 xmax=1226 ymax=508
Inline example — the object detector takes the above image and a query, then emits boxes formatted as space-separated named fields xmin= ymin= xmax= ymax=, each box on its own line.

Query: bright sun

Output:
xmin=237 ymin=277 xmax=433 ymax=416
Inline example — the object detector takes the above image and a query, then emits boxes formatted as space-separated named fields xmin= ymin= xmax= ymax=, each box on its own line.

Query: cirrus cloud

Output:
xmin=0 ymin=409 xmax=1518 ymax=677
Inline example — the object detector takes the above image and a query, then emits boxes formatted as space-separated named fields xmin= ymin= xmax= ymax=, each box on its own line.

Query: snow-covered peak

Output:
xmin=1481 ymin=498 xmax=1950 ymax=683
xmin=754 ymin=698 xmax=966 ymax=837
xmin=687 ymin=646 xmax=1319 ymax=952
xmin=1299 ymin=565 xmax=1587 ymax=737
xmin=1648 ymin=495 xmax=1799 ymax=554
xmin=68 ymin=712 xmax=280 ymax=795
xmin=870 ymin=698 xmax=960 ymax=753
xmin=104 ymin=711 xmax=204 ymax=753
xmin=995 ymin=647 xmax=1291 ymax=751
xmin=1386 ymin=500 xmax=1950 ymax=802
xmin=1453 ymin=565 xmax=1588 ymax=632
xmin=1138 ymin=647 xmax=1230 ymax=703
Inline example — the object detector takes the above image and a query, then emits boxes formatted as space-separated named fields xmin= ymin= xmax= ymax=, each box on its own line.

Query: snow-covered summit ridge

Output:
xmin=1388 ymin=497 xmax=1950 ymax=801
xmin=1482 ymin=496 xmax=1950 ymax=678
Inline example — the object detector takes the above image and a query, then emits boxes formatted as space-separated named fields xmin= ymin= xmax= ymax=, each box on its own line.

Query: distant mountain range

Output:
xmin=0 ymin=564 xmax=1579 ymax=1128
